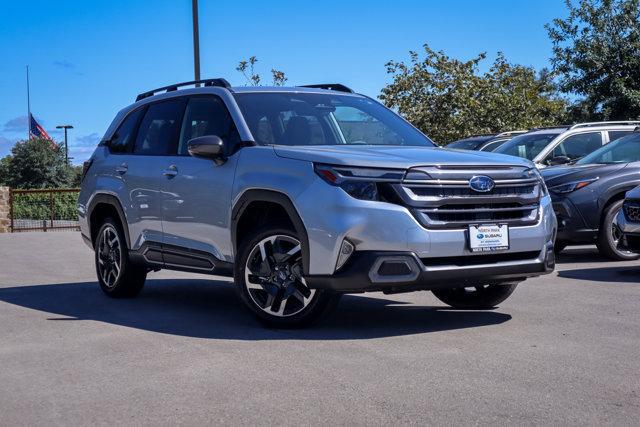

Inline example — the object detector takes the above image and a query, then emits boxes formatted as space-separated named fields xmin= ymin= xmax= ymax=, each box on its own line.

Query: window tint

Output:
xmin=550 ymin=132 xmax=602 ymax=161
xmin=178 ymin=96 xmax=241 ymax=155
xmin=134 ymin=99 xmax=186 ymax=155
xmin=609 ymin=130 xmax=633 ymax=143
xmin=109 ymin=108 xmax=144 ymax=153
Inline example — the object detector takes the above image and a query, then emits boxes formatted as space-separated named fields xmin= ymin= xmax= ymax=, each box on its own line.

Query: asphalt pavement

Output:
xmin=0 ymin=232 xmax=638 ymax=425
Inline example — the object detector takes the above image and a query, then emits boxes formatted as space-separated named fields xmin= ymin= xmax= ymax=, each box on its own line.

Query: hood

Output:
xmin=273 ymin=145 xmax=533 ymax=169
xmin=541 ymin=163 xmax=627 ymax=187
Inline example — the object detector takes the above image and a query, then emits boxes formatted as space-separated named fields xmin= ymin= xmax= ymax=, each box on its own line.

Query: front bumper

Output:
xmin=295 ymin=178 xmax=557 ymax=276
xmin=305 ymin=244 xmax=555 ymax=293
xmin=551 ymin=197 xmax=597 ymax=243
xmin=616 ymin=209 xmax=640 ymax=252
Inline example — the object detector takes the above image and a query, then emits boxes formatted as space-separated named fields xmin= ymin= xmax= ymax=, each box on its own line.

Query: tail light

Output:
xmin=81 ymin=159 xmax=93 ymax=182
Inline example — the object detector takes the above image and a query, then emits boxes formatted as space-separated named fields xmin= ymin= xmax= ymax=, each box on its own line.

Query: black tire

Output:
xmin=235 ymin=223 xmax=340 ymax=328
xmin=432 ymin=283 xmax=518 ymax=309
xmin=554 ymin=241 xmax=568 ymax=254
xmin=94 ymin=217 xmax=147 ymax=298
xmin=596 ymin=200 xmax=639 ymax=261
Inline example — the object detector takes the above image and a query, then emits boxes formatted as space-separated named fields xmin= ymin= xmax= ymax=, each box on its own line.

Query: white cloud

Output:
xmin=3 ymin=116 xmax=28 ymax=132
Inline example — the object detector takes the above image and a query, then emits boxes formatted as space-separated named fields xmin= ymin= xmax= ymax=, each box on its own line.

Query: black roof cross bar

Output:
xmin=136 ymin=78 xmax=232 ymax=102
xmin=299 ymin=84 xmax=354 ymax=93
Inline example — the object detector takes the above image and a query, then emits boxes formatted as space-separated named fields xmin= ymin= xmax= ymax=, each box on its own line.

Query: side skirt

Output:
xmin=129 ymin=241 xmax=234 ymax=277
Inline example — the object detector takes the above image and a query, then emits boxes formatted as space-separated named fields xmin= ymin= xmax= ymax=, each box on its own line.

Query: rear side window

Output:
xmin=177 ymin=96 xmax=240 ymax=155
xmin=134 ymin=99 xmax=186 ymax=155
xmin=550 ymin=132 xmax=603 ymax=160
xmin=109 ymin=108 xmax=144 ymax=153
xmin=609 ymin=130 xmax=633 ymax=143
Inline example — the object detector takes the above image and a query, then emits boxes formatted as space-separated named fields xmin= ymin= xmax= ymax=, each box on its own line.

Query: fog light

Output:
xmin=336 ymin=239 xmax=355 ymax=271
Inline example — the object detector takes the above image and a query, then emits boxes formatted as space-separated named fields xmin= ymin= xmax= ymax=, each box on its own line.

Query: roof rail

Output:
xmin=299 ymin=84 xmax=354 ymax=93
xmin=495 ymin=130 xmax=528 ymax=137
xmin=136 ymin=78 xmax=232 ymax=102
xmin=530 ymin=125 xmax=570 ymax=131
xmin=569 ymin=121 xmax=640 ymax=130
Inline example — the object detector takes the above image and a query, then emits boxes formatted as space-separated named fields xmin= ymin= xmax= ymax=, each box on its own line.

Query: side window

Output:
xmin=550 ymin=132 xmax=603 ymax=160
xmin=134 ymin=99 xmax=186 ymax=155
xmin=178 ymin=96 xmax=241 ymax=155
xmin=109 ymin=108 xmax=144 ymax=153
xmin=609 ymin=130 xmax=633 ymax=143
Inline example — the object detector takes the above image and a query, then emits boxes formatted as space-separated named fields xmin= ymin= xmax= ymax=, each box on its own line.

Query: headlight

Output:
xmin=314 ymin=164 xmax=404 ymax=201
xmin=525 ymin=168 xmax=549 ymax=196
xmin=548 ymin=178 xmax=599 ymax=194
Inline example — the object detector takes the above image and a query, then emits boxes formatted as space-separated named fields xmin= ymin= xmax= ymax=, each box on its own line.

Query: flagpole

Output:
xmin=26 ymin=65 xmax=31 ymax=140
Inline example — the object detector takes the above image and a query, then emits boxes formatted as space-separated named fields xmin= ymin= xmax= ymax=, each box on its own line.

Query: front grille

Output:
xmin=393 ymin=165 xmax=542 ymax=229
xmin=623 ymin=201 xmax=640 ymax=222
xmin=409 ymin=185 xmax=535 ymax=198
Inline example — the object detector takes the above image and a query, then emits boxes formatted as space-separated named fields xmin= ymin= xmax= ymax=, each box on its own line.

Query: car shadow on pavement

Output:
xmin=558 ymin=266 xmax=640 ymax=283
xmin=556 ymin=247 xmax=612 ymax=264
xmin=0 ymin=279 xmax=511 ymax=340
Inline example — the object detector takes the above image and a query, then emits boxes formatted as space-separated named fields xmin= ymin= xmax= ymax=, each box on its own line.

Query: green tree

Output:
xmin=1 ymin=138 xmax=75 ymax=189
xmin=547 ymin=0 xmax=640 ymax=120
xmin=236 ymin=56 xmax=288 ymax=86
xmin=380 ymin=44 xmax=568 ymax=144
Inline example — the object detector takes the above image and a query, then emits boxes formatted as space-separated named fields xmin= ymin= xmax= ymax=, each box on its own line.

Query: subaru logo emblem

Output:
xmin=469 ymin=175 xmax=495 ymax=192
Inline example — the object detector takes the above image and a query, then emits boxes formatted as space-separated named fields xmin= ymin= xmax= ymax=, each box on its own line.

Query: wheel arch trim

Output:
xmin=231 ymin=189 xmax=310 ymax=274
xmin=87 ymin=193 xmax=131 ymax=249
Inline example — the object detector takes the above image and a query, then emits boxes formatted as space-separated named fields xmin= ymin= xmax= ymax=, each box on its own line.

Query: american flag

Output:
xmin=29 ymin=114 xmax=51 ymax=140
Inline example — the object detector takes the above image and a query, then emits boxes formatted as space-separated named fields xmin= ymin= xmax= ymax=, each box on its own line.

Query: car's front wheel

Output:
xmin=597 ymin=200 xmax=639 ymax=261
xmin=432 ymin=283 xmax=517 ymax=309
xmin=235 ymin=225 xmax=339 ymax=328
xmin=94 ymin=218 xmax=147 ymax=298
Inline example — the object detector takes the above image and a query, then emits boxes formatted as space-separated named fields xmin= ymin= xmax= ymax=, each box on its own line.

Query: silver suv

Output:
xmin=78 ymin=79 xmax=557 ymax=327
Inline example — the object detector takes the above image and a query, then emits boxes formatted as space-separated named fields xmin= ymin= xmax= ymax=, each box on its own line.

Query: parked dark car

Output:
xmin=542 ymin=131 xmax=640 ymax=260
xmin=447 ymin=131 xmax=526 ymax=151
xmin=617 ymin=186 xmax=640 ymax=253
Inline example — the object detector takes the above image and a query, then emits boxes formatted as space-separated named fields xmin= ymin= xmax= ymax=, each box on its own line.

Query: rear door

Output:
xmin=125 ymin=98 xmax=187 ymax=250
xmin=160 ymin=95 xmax=241 ymax=265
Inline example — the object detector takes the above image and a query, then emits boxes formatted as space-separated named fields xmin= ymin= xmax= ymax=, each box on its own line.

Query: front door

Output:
xmin=161 ymin=95 xmax=241 ymax=264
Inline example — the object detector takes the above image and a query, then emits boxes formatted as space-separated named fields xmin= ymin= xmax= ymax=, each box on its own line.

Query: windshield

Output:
xmin=447 ymin=137 xmax=491 ymax=150
xmin=494 ymin=132 xmax=560 ymax=160
xmin=577 ymin=132 xmax=640 ymax=164
xmin=234 ymin=92 xmax=434 ymax=147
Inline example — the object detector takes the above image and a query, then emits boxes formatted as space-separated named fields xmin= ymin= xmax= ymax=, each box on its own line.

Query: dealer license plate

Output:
xmin=469 ymin=224 xmax=509 ymax=252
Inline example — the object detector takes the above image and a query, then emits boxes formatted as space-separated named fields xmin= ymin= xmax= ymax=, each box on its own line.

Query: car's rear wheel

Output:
xmin=432 ymin=283 xmax=517 ymax=309
xmin=94 ymin=218 xmax=146 ymax=298
xmin=235 ymin=225 xmax=339 ymax=328
xmin=597 ymin=200 xmax=639 ymax=261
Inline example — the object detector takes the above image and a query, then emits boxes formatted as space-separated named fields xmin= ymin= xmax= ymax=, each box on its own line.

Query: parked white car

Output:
xmin=494 ymin=121 xmax=640 ymax=167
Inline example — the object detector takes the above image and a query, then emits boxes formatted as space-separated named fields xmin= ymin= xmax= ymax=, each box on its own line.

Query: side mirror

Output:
xmin=187 ymin=135 xmax=226 ymax=165
xmin=547 ymin=155 xmax=572 ymax=166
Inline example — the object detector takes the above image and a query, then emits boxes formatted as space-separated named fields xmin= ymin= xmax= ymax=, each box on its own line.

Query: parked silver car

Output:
xmin=78 ymin=79 xmax=556 ymax=327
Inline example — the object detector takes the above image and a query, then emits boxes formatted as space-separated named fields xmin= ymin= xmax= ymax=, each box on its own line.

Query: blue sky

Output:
xmin=0 ymin=0 xmax=568 ymax=163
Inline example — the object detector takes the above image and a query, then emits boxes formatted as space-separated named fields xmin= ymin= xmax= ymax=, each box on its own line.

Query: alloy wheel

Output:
xmin=611 ymin=207 xmax=632 ymax=254
xmin=97 ymin=226 xmax=122 ymax=288
xmin=244 ymin=235 xmax=316 ymax=317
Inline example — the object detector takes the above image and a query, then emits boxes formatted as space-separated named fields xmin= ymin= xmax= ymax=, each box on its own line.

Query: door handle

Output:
xmin=115 ymin=163 xmax=128 ymax=174
xmin=163 ymin=165 xmax=178 ymax=178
